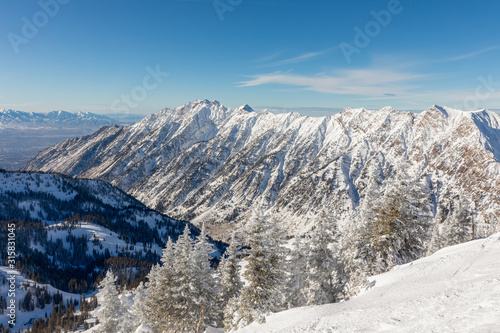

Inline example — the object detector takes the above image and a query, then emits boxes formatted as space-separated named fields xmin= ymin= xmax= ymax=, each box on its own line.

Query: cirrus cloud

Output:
xmin=238 ymin=68 xmax=428 ymax=97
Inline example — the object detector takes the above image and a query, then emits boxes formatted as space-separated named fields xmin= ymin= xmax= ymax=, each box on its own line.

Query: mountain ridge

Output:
xmin=0 ymin=109 xmax=115 ymax=128
xmin=23 ymin=100 xmax=500 ymax=240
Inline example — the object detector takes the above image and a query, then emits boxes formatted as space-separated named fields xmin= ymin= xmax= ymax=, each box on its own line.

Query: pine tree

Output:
xmin=130 ymin=282 xmax=146 ymax=328
xmin=426 ymin=221 xmax=444 ymax=255
xmin=305 ymin=211 xmax=342 ymax=306
xmin=341 ymin=221 xmax=369 ymax=298
xmin=142 ymin=225 xmax=221 ymax=332
xmin=170 ymin=225 xmax=197 ymax=332
xmin=221 ymin=233 xmax=244 ymax=329
xmin=142 ymin=238 xmax=177 ymax=332
xmin=96 ymin=270 xmax=121 ymax=333
xmin=118 ymin=288 xmax=137 ymax=333
xmin=191 ymin=223 xmax=220 ymax=332
xmin=354 ymin=175 xmax=432 ymax=275
xmin=220 ymin=233 xmax=243 ymax=309
xmin=284 ymin=237 xmax=308 ymax=308
xmin=444 ymin=199 xmax=472 ymax=246
xmin=230 ymin=209 xmax=286 ymax=329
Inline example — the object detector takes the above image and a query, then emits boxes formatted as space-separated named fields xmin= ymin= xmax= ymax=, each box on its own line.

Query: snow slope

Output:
xmin=46 ymin=222 xmax=164 ymax=257
xmin=0 ymin=266 xmax=82 ymax=330
xmin=236 ymin=233 xmax=500 ymax=333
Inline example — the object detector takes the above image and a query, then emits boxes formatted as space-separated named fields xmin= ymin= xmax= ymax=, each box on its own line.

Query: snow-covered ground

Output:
xmin=0 ymin=266 xmax=83 ymax=331
xmin=236 ymin=233 xmax=500 ymax=333
xmin=46 ymin=222 xmax=163 ymax=257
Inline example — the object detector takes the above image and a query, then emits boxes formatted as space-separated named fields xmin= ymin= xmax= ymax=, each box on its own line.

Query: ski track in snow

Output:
xmin=236 ymin=233 xmax=500 ymax=333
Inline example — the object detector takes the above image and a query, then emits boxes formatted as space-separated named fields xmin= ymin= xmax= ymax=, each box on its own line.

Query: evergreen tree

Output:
xmin=341 ymin=221 xmax=369 ymax=299
xmin=170 ymin=225 xmax=197 ymax=332
xmin=220 ymin=233 xmax=243 ymax=309
xmin=283 ymin=237 xmax=307 ymax=308
xmin=230 ymin=209 xmax=285 ymax=330
xmin=221 ymin=233 xmax=244 ymax=330
xmin=131 ymin=282 xmax=147 ymax=328
xmin=118 ymin=288 xmax=137 ymax=333
xmin=142 ymin=238 xmax=177 ymax=332
xmin=191 ymin=224 xmax=220 ymax=332
xmin=444 ymin=199 xmax=472 ymax=246
xmin=354 ymin=175 xmax=432 ymax=275
xmin=305 ymin=211 xmax=342 ymax=306
xmin=141 ymin=225 xmax=221 ymax=332
xmin=96 ymin=270 xmax=120 ymax=333
xmin=426 ymin=221 xmax=444 ymax=256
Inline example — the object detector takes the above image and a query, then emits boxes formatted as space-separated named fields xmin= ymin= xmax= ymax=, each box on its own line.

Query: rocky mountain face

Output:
xmin=23 ymin=100 xmax=500 ymax=240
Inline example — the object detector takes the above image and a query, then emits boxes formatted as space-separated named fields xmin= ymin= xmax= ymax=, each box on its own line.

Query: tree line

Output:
xmin=94 ymin=176 xmax=476 ymax=332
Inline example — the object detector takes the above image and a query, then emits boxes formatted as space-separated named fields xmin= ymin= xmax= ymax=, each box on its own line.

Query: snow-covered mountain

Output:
xmin=0 ymin=170 xmax=224 ymax=291
xmin=23 ymin=100 xmax=500 ymax=239
xmin=234 ymin=232 xmax=500 ymax=333
xmin=0 ymin=109 xmax=115 ymax=128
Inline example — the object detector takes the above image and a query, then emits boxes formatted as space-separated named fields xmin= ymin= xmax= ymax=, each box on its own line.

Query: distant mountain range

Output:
xmin=23 ymin=100 xmax=500 ymax=240
xmin=0 ymin=109 xmax=116 ymax=128
xmin=0 ymin=109 xmax=127 ymax=170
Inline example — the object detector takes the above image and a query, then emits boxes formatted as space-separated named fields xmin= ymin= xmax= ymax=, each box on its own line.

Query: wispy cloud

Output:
xmin=239 ymin=68 xmax=427 ymax=97
xmin=253 ymin=50 xmax=286 ymax=63
xmin=267 ymin=48 xmax=334 ymax=66
xmin=445 ymin=45 xmax=500 ymax=62
xmin=255 ymin=48 xmax=335 ymax=67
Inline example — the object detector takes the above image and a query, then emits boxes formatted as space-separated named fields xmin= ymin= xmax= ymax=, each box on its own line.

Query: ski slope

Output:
xmin=236 ymin=233 xmax=500 ymax=332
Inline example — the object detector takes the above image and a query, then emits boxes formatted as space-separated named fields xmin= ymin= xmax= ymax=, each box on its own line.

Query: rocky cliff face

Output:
xmin=24 ymin=100 xmax=500 ymax=240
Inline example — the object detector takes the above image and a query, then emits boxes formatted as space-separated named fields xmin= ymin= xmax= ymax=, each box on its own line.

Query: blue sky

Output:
xmin=1 ymin=0 xmax=500 ymax=116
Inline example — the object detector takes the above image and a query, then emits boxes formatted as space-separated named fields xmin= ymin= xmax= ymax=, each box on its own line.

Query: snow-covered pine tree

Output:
xmin=220 ymin=233 xmax=243 ymax=311
xmin=118 ymin=287 xmax=137 ymax=333
xmin=96 ymin=270 xmax=121 ymax=333
xmin=283 ymin=237 xmax=308 ymax=308
xmin=305 ymin=210 xmax=342 ymax=306
xmin=170 ymin=224 xmax=197 ymax=332
xmin=426 ymin=221 xmax=444 ymax=256
xmin=341 ymin=181 xmax=380 ymax=297
xmin=341 ymin=220 xmax=369 ymax=298
xmin=355 ymin=174 xmax=433 ymax=275
xmin=191 ymin=223 xmax=220 ymax=332
xmin=142 ymin=238 xmax=177 ymax=332
xmin=230 ymin=209 xmax=286 ymax=329
xmin=426 ymin=203 xmax=448 ymax=255
xmin=444 ymin=199 xmax=472 ymax=246
xmin=130 ymin=282 xmax=147 ymax=329
xmin=142 ymin=225 xmax=222 ymax=332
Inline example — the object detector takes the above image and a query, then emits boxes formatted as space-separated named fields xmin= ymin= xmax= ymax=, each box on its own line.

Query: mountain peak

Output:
xmin=236 ymin=104 xmax=254 ymax=113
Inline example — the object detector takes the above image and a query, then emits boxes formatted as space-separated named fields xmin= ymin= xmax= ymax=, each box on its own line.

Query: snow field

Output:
xmin=235 ymin=233 xmax=500 ymax=332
